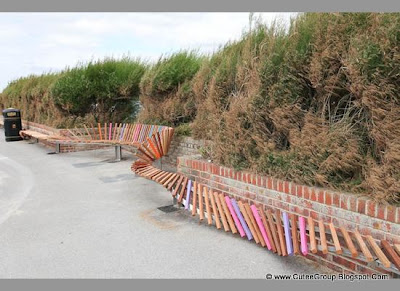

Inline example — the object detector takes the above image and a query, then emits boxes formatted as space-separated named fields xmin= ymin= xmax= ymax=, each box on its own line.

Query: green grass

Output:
xmin=140 ymin=51 xmax=203 ymax=98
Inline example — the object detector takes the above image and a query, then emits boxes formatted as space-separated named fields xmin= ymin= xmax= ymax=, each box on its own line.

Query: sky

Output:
xmin=0 ymin=12 xmax=296 ymax=91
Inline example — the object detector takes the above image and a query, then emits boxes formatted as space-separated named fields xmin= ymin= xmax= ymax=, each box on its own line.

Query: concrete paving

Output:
xmin=0 ymin=129 xmax=334 ymax=278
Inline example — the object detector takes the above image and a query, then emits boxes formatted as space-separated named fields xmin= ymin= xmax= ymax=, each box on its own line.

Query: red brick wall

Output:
xmin=177 ymin=157 xmax=400 ymax=277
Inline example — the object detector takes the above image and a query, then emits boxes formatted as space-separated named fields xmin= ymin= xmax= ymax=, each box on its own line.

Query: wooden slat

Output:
xmin=108 ymin=123 xmax=112 ymax=140
xmin=154 ymin=171 xmax=168 ymax=182
xmin=140 ymin=143 xmax=157 ymax=160
xmin=164 ymin=173 xmax=178 ymax=188
xmin=112 ymin=123 xmax=119 ymax=141
xmin=178 ymin=177 xmax=188 ymax=203
xmin=152 ymin=170 xmax=166 ymax=180
xmin=299 ymin=217 xmax=308 ymax=256
xmin=156 ymin=132 xmax=164 ymax=157
xmin=275 ymin=210 xmax=287 ymax=256
xmin=354 ymin=230 xmax=374 ymax=262
xmin=290 ymin=214 xmax=300 ymax=255
xmin=266 ymin=209 xmax=281 ymax=255
xmin=158 ymin=172 xmax=173 ymax=184
xmin=366 ymin=235 xmax=391 ymax=268
xmin=282 ymin=212 xmax=293 ymax=255
xmin=245 ymin=203 xmax=265 ymax=247
xmin=98 ymin=123 xmax=103 ymax=140
xmin=251 ymin=206 xmax=272 ymax=249
xmin=184 ymin=179 xmax=192 ymax=210
xmin=329 ymin=223 xmax=343 ymax=255
xmin=394 ymin=244 xmax=400 ymax=257
xmin=191 ymin=181 xmax=198 ymax=216
xmin=238 ymin=201 xmax=260 ymax=244
xmin=139 ymin=168 xmax=157 ymax=176
xmin=129 ymin=124 xmax=137 ymax=141
xmin=172 ymin=176 xmax=184 ymax=196
xmin=162 ymin=130 xmax=168 ymax=155
xmin=135 ymin=165 xmax=151 ymax=172
xmin=152 ymin=135 xmax=162 ymax=159
xmin=214 ymin=192 xmax=229 ymax=232
xmin=67 ymin=129 xmax=80 ymax=140
xmin=204 ymin=188 xmax=212 ymax=225
xmin=118 ymin=123 xmax=123 ymax=141
xmin=318 ymin=220 xmax=328 ymax=255
xmin=145 ymin=169 xmax=161 ymax=179
xmin=89 ymin=123 xmax=97 ymax=140
xmin=147 ymin=138 xmax=160 ymax=159
xmin=141 ymin=169 xmax=159 ymax=178
xmin=307 ymin=217 xmax=317 ymax=254
xmin=166 ymin=128 xmax=174 ymax=153
xmin=137 ymin=146 xmax=155 ymax=162
xmin=219 ymin=193 xmax=237 ymax=234
xmin=167 ymin=174 xmax=181 ymax=190
xmin=151 ymin=171 xmax=165 ymax=181
xmin=340 ymin=227 xmax=358 ymax=258
xmin=83 ymin=124 xmax=93 ymax=140
xmin=198 ymin=183 xmax=204 ymax=221
xmin=381 ymin=240 xmax=400 ymax=271
xmin=209 ymin=190 xmax=221 ymax=228
xmin=258 ymin=207 xmax=277 ymax=253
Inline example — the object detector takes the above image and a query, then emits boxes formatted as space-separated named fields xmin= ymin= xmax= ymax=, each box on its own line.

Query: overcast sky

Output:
xmin=0 ymin=13 xmax=295 ymax=91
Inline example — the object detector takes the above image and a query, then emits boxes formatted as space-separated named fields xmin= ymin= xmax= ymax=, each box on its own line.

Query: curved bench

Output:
xmin=131 ymin=162 xmax=400 ymax=275
xmin=61 ymin=123 xmax=173 ymax=147
xmin=21 ymin=122 xmax=174 ymax=162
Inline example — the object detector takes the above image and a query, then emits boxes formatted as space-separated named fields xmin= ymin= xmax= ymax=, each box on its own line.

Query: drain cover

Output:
xmin=158 ymin=205 xmax=179 ymax=213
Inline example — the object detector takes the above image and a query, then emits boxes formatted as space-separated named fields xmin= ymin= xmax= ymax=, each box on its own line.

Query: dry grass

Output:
xmin=140 ymin=13 xmax=400 ymax=204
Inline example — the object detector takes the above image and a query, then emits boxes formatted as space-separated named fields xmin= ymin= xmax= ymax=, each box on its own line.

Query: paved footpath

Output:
xmin=0 ymin=129 xmax=334 ymax=278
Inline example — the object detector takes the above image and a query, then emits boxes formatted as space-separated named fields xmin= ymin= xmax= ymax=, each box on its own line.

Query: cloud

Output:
xmin=0 ymin=12 xmax=295 ymax=91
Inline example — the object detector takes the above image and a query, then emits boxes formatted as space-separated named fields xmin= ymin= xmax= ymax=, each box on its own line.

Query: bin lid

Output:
xmin=2 ymin=108 xmax=20 ymax=113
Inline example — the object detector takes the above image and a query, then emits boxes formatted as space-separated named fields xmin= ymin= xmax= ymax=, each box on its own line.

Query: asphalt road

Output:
xmin=0 ymin=129 xmax=334 ymax=278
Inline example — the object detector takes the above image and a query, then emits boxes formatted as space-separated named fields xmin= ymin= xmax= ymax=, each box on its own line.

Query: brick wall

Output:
xmin=4 ymin=118 xmax=400 ymax=276
xmin=177 ymin=156 xmax=400 ymax=277
xmin=162 ymin=136 xmax=207 ymax=171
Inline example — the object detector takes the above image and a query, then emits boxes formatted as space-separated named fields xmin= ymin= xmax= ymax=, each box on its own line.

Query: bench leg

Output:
xmin=173 ymin=196 xmax=178 ymax=207
xmin=115 ymin=145 xmax=122 ymax=162
xmin=55 ymin=142 xmax=60 ymax=154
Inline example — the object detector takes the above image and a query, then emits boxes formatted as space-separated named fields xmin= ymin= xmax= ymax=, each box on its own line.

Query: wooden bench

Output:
xmin=131 ymin=161 xmax=400 ymax=275
xmin=20 ymin=122 xmax=175 ymax=162
xmin=19 ymin=130 xmax=65 ymax=143
xmin=58 ymin=122 xmax=174 ymax=162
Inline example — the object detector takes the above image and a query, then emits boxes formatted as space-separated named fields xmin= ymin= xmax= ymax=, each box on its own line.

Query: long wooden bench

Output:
xmin=59 ymin=123 xmax=172 ymax=146
xmin=131 ymin=161 xmax=400 ymax=275
xmin=19 ymin=129 xmax=66 ymax=143
xmin=20 ymin=122 xmax=175 ymax=162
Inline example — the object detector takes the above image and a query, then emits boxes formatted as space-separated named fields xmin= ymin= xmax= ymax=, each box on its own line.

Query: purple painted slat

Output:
xmin=109 ymin=123 xmax=112 ymax=140
xmin=185 ymin=180 xmax=192 ymax=210
xmin=299 ymin=216 xmax=308 ymax=256
xmin=282 ymin=212 xmax=293 ymax=256
xmin=119 ymin=124 xmax=126 ymax=140
xmin=225 ymin=196 xmax=245 ymax=237
xmin=231 ymin=198 xmax=253 ymax=240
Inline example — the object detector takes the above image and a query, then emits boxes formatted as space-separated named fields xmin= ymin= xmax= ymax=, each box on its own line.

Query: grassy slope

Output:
xmin=2 ymin=13 xmax=400 ymax=203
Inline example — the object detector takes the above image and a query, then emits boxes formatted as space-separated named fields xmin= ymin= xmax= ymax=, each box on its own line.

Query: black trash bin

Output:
xmin=2 ymin=108 xmax=23 ymax=142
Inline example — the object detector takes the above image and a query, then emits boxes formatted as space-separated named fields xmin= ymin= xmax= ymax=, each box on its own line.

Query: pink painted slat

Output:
xmin=250 ymin=205 xmax=272 ymax=250
xmin=299 ymin=216 xmax=308 ymax=256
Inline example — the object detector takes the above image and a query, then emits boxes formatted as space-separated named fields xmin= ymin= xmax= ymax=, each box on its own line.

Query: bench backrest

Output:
xmin=64 ymin=122 xmax=174 ymax=161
